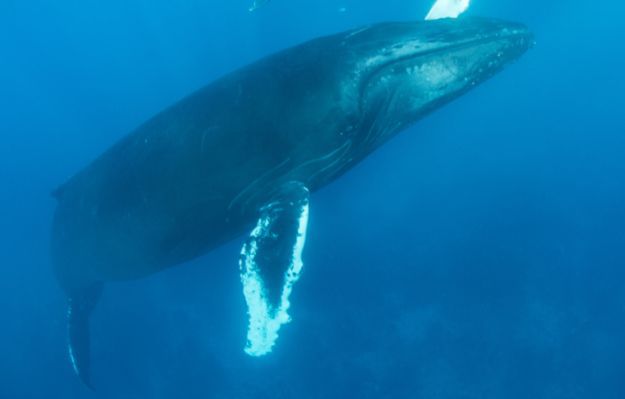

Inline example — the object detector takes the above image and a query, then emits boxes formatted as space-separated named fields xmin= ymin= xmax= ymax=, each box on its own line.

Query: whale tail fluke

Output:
xmin=67 ymin=283 xmax=103 ymax=390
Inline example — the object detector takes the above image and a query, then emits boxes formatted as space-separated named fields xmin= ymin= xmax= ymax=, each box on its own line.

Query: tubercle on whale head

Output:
xmin=336 ymin=17 xmax=533 ymax=141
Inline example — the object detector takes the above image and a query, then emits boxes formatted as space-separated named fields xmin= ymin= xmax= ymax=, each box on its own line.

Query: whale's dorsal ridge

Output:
xmin=51 ymin=184 xmax=66 ymax=200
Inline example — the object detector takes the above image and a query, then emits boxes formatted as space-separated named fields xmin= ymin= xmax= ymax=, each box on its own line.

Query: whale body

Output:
xmin=51 ymin=17 xmax=533 ymax=387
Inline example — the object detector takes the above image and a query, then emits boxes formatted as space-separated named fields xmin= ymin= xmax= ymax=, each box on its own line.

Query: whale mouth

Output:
xmin=357 ymin=21 xmax=533 ymax=117
xmin=370 ymin=30 xmax=533 ymax=78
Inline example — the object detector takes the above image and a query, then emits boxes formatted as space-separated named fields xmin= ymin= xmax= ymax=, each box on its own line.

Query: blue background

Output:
xmin=1 ymin=0 xmax=624 ymax=398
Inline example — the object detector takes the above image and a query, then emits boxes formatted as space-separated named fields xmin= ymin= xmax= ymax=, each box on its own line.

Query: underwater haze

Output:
xmin=1 ymin=0 xmax=625 ymax=398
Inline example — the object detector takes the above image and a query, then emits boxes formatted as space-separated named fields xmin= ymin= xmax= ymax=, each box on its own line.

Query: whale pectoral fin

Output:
xmin=67 ymin=283 xmax=103 ymax=390
xmin=239 ymin=181 xmax=310 ymax=357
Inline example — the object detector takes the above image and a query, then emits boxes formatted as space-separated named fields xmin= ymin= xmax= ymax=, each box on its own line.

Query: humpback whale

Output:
xmin=51 ymin=17 xmax=533 ymax=387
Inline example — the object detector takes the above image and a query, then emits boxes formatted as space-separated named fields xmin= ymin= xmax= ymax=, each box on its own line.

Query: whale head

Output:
xmin=337 ymin=17 xmax=533 ymax=144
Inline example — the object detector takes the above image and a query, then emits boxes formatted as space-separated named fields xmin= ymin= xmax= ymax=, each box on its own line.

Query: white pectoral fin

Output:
xmin=239 ymin=181 xmax=310 ymax=356
xmin=426 ymin=0 xmax=471 ymax=20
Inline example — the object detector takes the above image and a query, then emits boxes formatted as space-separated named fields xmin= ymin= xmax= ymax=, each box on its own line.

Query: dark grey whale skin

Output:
xmin=51 ymin=17 xmax=532 ymax=296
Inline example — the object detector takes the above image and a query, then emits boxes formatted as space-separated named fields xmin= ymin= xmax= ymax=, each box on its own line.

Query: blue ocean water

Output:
xmin=1 ymin=0 xmax=624 ymax=398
